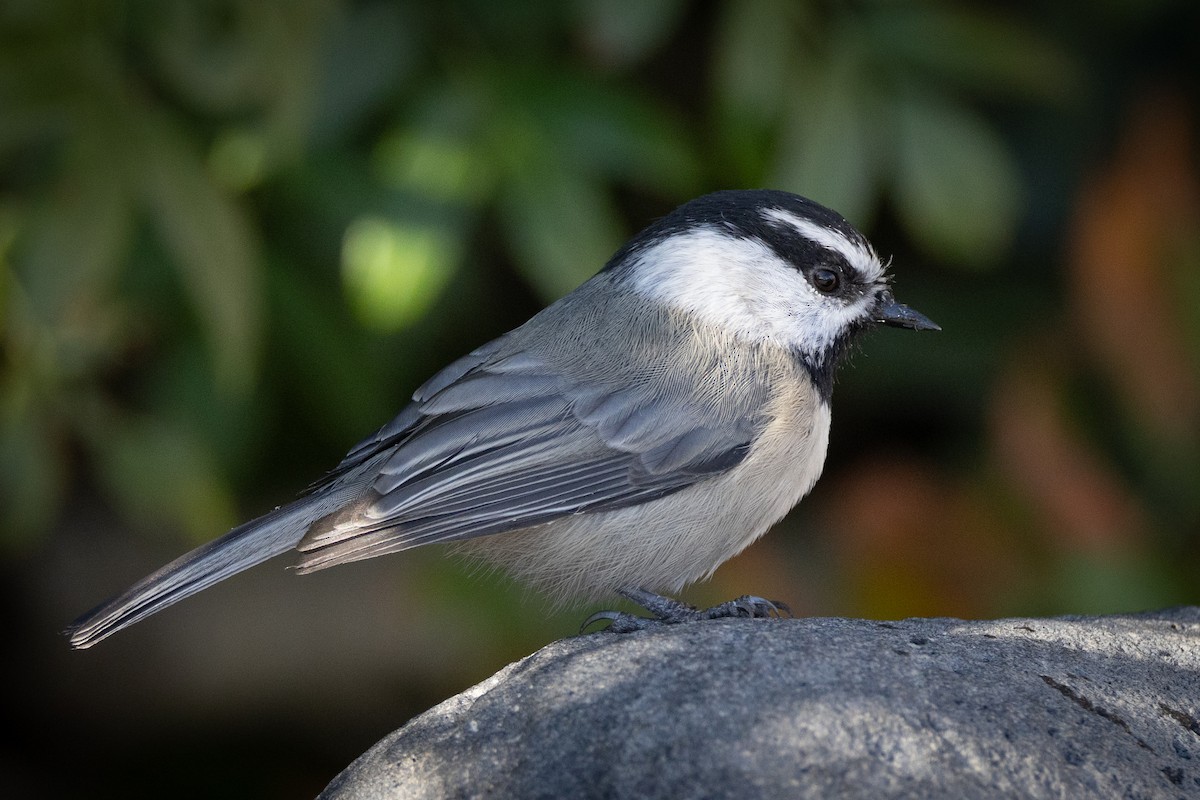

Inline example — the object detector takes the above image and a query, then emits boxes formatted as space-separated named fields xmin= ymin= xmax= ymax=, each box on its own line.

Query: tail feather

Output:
xmin=66 ymin=500 xmax=321 ymax=649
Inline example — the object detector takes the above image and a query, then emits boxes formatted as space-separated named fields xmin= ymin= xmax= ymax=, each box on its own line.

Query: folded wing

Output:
xmin=295 ymin=336 xmax=765 ymax=572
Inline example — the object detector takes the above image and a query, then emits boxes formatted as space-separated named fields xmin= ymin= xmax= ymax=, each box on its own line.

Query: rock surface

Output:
xmin=321 ymin=607 xmax=1200 ymax=799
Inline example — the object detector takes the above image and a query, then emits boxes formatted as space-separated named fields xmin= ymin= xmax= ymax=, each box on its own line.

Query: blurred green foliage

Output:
xmin=2 ymin=0 xmax=1198 ymax=616
xmin=0 ymin=1 xmax=1035 ymax=543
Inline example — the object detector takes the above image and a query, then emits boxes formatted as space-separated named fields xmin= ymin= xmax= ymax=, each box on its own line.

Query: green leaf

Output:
xmin=308 ymin=1 xmax=418 ymax=146
xmin=16 ymin=128 xmax=132 ymax=324
xmin=136 ymin=114 xmax=264 ymax=392
xmin=340 ymin=215 xmax=462 ymax=331
xmin=373 ymin=128 xmax=494 ymax=205
xmin=711 ymin=0 xmax=815 ymax=182
xmin=865 ymin=5 xmax=1078 ymax=102
xmin=489 ymin=71 xmax=701 ymax=196
xmin=499 ymin=170 xmax=624 ymax=302
xmin=141 ymin=0 xmax=273 ymax=112
xmin=267 ymin=261 xmax=397 ymax=447
xmin=87 ymin=409 xmax=238 ymax=546
xmin=770 ymin=40 xmax=880 ymax=226
xmin=893 ymin=89 xmax=1022 ymax=267
xmin=208 ymin=127 xmax=270 ymax=192
xmin=572 ymin=0 xmax=686 ymax=69
xmin=713 ymin=0 xmax=809 ymax=125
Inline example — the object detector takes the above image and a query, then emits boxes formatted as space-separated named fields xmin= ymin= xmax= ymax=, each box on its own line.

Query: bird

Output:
xmin=66 ymin=189 xmax=938 ymax=648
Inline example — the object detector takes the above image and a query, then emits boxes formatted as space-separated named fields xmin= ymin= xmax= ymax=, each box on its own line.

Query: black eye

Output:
xmin=812 ymin=267 xmax=840 ymax=294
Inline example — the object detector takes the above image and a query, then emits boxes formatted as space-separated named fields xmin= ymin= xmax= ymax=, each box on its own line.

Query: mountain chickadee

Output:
xmin=67 ymin=189 xmax=938 ymax=648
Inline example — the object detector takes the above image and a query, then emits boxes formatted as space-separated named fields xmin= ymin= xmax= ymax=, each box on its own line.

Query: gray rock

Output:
xmin=321 ymin=607 xmax=1200 ymax=799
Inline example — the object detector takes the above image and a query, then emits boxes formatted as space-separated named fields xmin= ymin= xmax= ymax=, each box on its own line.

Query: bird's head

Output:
xmin=608 ymin=190 xmax=938 ymax=397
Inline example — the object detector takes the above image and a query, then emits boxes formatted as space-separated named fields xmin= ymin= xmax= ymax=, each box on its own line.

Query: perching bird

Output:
xmin=67 ymin=189 xmax=938 ymax=648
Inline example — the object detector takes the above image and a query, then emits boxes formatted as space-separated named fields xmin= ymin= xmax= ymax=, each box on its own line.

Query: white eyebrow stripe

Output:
xmin=761 ymin=207 xmax=883 ymax=282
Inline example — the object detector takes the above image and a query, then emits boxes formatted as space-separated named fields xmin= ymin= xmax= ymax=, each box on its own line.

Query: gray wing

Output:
xmin=295 ymin=304 xmax=771 ymax=571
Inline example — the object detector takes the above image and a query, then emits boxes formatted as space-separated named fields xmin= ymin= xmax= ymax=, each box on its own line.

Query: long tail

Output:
xmin=66 ymin=499 xmax=326 ymax=649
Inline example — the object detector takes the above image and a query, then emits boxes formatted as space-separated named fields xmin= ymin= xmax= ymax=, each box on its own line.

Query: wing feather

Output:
xmin=296 ymin=282 xmax=777 ymax=570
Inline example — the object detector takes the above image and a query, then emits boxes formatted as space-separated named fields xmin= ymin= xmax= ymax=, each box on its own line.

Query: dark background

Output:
xmin=2 ymin=1 xmax=1198 ymax=796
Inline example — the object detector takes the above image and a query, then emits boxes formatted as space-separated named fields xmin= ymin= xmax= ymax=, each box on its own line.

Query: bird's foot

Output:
xmin=697 ymin=594 xmax=791 ymax=621
xmin=581 ymin=588 xmax=791 ymax=633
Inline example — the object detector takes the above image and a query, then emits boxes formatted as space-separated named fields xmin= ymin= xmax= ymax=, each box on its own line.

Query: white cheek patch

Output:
xmin=626 ymin=227 xmax=875 ymax=358
xmin=760 ymin=208 xmax=884 ymax=284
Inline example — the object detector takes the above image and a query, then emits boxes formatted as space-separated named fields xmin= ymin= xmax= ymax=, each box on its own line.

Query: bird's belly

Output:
xmin=457 ymin=399 xmax=831 ymax=604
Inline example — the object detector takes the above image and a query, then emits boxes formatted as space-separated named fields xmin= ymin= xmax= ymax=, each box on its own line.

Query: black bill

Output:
xmin=873 ymin=293 xmax=940 ymax=331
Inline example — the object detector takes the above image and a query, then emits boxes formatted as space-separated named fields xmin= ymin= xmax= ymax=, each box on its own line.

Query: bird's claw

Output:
xmin=581 ymin=590 xmax=792 ymax=633
xmin=580 ymin=609 xmax=665 ymax=634
xmin=701 ymin=594 xmax=791 ymax=620
xmin=580 ymin=609 xmax=623 ymax=633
